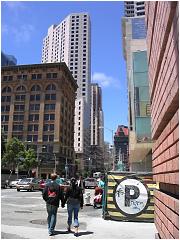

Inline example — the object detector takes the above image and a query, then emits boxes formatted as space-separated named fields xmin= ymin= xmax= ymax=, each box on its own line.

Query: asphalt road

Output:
xmin=1 ymin=188 xmax=157 ymax=239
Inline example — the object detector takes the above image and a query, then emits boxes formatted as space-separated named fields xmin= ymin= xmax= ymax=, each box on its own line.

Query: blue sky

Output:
xmin=1 ymin=1 xmax=128 ymax=143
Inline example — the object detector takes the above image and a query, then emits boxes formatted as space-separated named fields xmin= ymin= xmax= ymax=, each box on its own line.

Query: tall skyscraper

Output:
xmin=89 ymin=84 xmax=104 ymax=172
xmin=41 ymin=13 xmax=91 ymax=171
xmin=124 ymin=1 xmax=145 ymax=17
xmin=122 ymin=8 xmax=152 ymax=171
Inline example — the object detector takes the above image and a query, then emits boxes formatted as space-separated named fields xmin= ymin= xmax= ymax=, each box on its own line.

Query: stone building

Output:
xmin=1 ymin=62 xmax=78 ymax=178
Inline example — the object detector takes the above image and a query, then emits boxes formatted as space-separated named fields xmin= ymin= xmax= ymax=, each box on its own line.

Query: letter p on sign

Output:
xmin=114 ymin=178 xmax=149 ymax=216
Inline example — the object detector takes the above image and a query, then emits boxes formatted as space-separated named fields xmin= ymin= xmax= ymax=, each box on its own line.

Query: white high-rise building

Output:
xmin=41 ymin=13 xmax=91 ymax=171
xmin=124 ymin=1 xmax=145 ymax=17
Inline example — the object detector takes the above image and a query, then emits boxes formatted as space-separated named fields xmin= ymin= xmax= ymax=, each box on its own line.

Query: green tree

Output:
xmin=1 ymin=129 xmax=6 ymax=158
xmin=2 ymin=137 xmax=25 ymax=169
xmin=19 ymin=148 xmax=38 ymax=176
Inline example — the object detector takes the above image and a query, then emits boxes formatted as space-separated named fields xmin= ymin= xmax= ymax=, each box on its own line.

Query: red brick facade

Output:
xmin=145 ymin=2 xmax=179 ymax=239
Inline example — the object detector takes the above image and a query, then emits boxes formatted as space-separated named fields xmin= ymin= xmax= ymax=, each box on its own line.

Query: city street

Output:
xmin=1 ymin=188 xmax=157 ymax=239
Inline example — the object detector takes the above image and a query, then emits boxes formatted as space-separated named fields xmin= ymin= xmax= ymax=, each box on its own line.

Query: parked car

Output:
xmin=16 ymin=178 xmax=40 ymax=192
xmin=84 ymin=178 xmax=98 ymax=189
xmin=40 ymin=178 xmax=70 ymax=193
xmin=39 ymin=179 xmax=46 ymax=191
xmin=1 ymin=179 xmax=9 ymax=189
xmin=9 ymin=179 xmax=22 ymax=188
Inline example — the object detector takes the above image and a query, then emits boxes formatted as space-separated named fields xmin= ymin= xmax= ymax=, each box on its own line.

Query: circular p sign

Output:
xmin=113 ymin=178 xmax=149 ymax=217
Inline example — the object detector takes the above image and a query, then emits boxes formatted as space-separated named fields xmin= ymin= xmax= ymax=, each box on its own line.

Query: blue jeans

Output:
xmin=67 ymin=203 xmax=80 ymax=228
xmin=46 ymin=204 xmax=58 ymax=234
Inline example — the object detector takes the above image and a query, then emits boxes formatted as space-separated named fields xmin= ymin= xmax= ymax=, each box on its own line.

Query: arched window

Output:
xmin=2 ymin=86 xmax=12 ymax=93
xmin=46 ymin=84 xmax=56 ymax=91
xmin=31 ymin=85 xmax=41 ymax=91
xmin=16 ymin=85 xmax=26 ymax=92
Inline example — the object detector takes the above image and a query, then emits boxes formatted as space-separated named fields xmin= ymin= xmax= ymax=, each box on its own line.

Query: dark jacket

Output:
xmin=64 ymin=185 xmax=84 ymax=208
xmin=42 ymin=180 xmax=64 ymax=207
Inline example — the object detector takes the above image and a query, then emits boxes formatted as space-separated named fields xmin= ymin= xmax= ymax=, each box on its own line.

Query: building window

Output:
xmin=45 ymin=94 xmax=56 ymax=100
xmin=31 ymin=85 xmax=41 ymax=91
xmin=43 ymin=135 xmax=54 ymax=142
xmin=1 ymin=105 xmax=10 ymax=112
xmin=44 ymin=104 xmax=56 ymax=110
xmin=13 ymin=114 xmax=24 ymax=121
xmin=15 ymin=95 xmax=26 ymax=101
xmin=27 ymin=135 xmax=38 ymax=142
xmin=43 ymin=124 xmax=54 ymax=131
xmin=2 ymin=87 xmax=11 ymax=93
xmin=46 ymin=84 xmax=56 ymax=90
xmin=30 ymin=104 xmax=40 ymax=111
xmin=2 ymin=125 xmax=8 ymax=132
xmin=28 ymin=124 xmax=39 ymax=132
xmin=46 ymin=73 xmax=57 ymax=79
xmin=16 ymin=85 xmax=26 ymax=92
xmin=13 ymin=125 xmax=23 ymax=131
xmin=1 ymin=96 xmax=11 ymax=102
xmin=3 ymin=76 xmax=13 ymax=81
xmin=32 ymin=74 xmax=42 ymax=80
xmin=14 ymin=104 xmax=25 ymax=111
xmin=44 ymin=114 xmax=55 ymax=121
xmin=17 ymin=75 xmax=27 ymax=80
xmin=1 ymin=115 xmax=9 ymax=122
xmin=29 ymin=114 xmax=39 ymax=121
xmin=30 ymin=94 xmax=40 ymax=101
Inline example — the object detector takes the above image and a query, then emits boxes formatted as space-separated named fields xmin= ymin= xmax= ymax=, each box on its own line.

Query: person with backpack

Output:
xmin=42 ymin=173 xmax=64 ymax=236
xmin=62 ymin=177 xmax=83 ymax=237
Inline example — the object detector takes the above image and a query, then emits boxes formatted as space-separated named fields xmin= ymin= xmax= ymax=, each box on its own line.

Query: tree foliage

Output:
xmin=2 ymin=138 xmax=25 ymax=168
xmin=1 ymin=129 xmax=6 ymax=158
xmin=2 ymin=138 xmax=38 ymax=176
xmin=19 ymin=148 xmax=38 ymax=175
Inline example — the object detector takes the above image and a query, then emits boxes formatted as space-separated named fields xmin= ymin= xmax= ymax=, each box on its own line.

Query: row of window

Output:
xmin=2 ymin=73 xmax=58 ymax=82
xmin=2 ymin=84 xmax=56 ymax=94
xmin=2 ymin=89 xmax=57 ymax=104
xmin=27 ymin=135 xmax=54 ymax=142
xmin=1 ymin=113 xmax=56 ymax=122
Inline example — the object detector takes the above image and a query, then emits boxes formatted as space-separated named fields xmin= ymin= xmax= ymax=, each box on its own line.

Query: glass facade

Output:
xmin=1 ymin=52 xmax=17 ymax=66
xmin=132 ymin=18 xmax=146 ymax=39
xmin=133 ymin=51 xmax=151 ymax=141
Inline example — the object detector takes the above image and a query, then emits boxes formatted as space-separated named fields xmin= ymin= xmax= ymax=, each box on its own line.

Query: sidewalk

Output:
xmin=2 ymin=215 xmax=157 ymax=239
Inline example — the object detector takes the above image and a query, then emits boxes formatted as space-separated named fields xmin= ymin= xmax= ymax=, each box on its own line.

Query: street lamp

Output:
xmin=53 ymin=153 xmax=57 ymax=173
xmin=36 ymin=146 xmax=46 ymax=178
xmin=99 ymin=126 xmax=115 ymax=170
xmin=60 ymin=145 xmax=75 ymax=179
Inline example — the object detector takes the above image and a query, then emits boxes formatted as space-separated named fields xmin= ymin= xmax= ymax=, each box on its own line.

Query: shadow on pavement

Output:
xmin=78 ymin=231 xmax=94 ymax=236
xmin=53 ymin=230 xmax=94 ymax=236
xmin=53 ymin=230 xmax=69 ymax=235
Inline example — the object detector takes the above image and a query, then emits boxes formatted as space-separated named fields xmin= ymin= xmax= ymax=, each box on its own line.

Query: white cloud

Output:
xmin=12 ymin=24 xmax=35 ymax=43
xmin=5 ymin=1 xmax=26 ymax=11
xmin=92 ymin=72 xmax=121 ymax=88
xmin=2 ymin=24 xmax=9 ymax=34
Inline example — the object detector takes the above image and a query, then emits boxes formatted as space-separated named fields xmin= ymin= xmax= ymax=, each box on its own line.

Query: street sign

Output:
xmin=114 ymin=178 xmax=149 ymax=216
xmin=103 ymin=171 xmax=158 ymax=222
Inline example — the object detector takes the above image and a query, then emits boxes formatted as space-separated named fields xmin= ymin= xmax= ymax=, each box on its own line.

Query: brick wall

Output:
xmin=146 ymin=2 xmax=179 ymax=239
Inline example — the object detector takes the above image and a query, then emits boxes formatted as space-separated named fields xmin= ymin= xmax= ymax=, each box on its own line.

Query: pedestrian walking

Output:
xmin=42 ymin=173 xmax=64 ymax=236
xmin=62 ymin=177 xmax=83 ymax=237
xmin=77 ymin=175 xmax=85 ymax=193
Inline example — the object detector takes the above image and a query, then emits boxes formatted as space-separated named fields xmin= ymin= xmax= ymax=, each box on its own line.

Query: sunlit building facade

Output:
xmin=122 ymin=15 xmax=152 ymax=171
xmin=1 ymin=63 xmax=77 ymax=178
xmin=41 ymin=13 xmax=91 ymax=171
